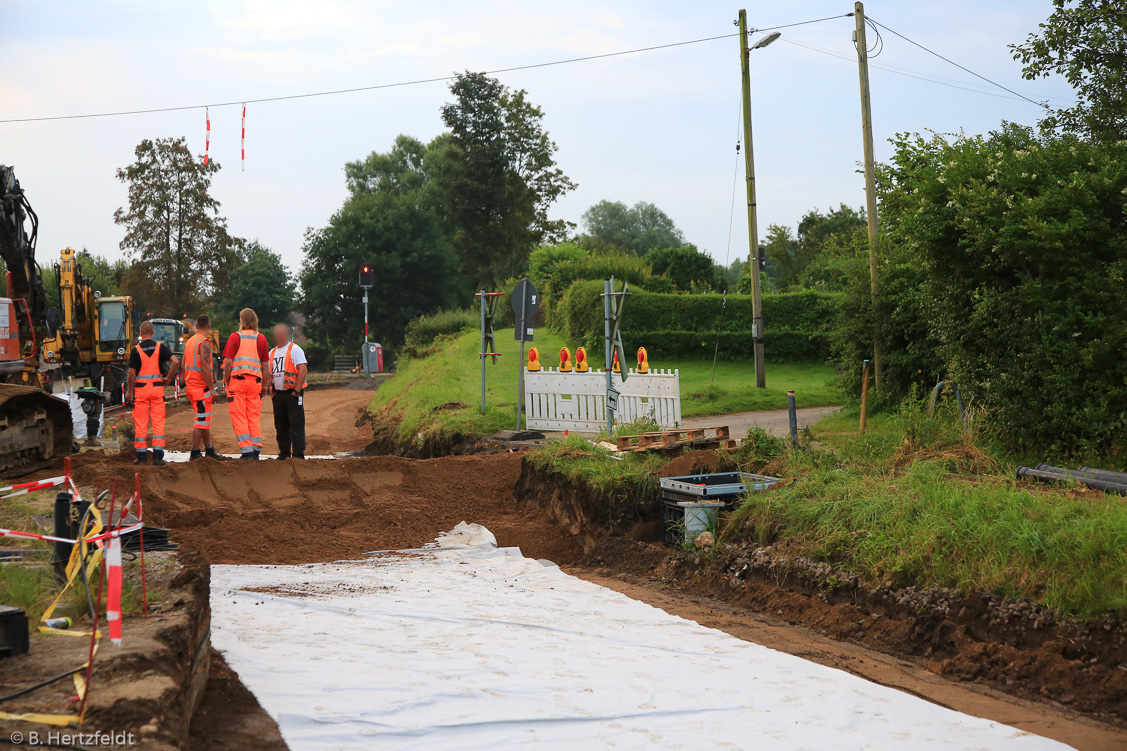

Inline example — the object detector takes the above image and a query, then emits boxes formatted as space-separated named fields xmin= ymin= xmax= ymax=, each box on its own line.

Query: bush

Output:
xmin=526 ymin=243 xmax=650 ymax=323
xmin=404 ymin=309 xmax=477 ymax=348
xmin=558 ymin=280 xmax=839 ymax=362
xmin=848 ymin=124 xmax=1127 ymax=452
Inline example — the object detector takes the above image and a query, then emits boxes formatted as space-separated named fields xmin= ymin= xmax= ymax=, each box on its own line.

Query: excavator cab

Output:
xmin=92 ymin=294 xmax=131 ymax=363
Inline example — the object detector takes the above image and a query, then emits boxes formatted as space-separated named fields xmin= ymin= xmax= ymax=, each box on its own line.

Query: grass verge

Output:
xmin=371 ymin=328 xmax=838 ymax=445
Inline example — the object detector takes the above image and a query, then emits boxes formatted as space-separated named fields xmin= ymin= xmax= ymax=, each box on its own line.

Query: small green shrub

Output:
xmin=404 ymin=309 xmax=477 ymax=348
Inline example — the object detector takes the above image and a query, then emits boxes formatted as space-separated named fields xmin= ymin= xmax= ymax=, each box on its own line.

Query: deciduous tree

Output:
xmin=579 ymin=200 xmax=686 ymax=255
xmin=114 ymin=137 xmax=238 ymax=315
xmin=1012 ymin=0 xmax=1127 ymax=141
xmin=215 ymin=241 xmax=295 ymax=331
xmin=437 ymin=72 xmax=576 ymax=283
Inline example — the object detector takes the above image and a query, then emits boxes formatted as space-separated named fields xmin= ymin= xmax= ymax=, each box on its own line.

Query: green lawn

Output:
xmin=371 ymin=329 xmax=839 ymax=443
xmin=677 ymin=359 xmax=839 ymax=418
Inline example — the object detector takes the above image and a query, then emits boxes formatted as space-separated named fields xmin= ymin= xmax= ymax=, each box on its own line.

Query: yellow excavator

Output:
xmin=0 ymin=164 xmax=73 ymax=474
xmin=41 ymin=246 xmax=135 ymax=401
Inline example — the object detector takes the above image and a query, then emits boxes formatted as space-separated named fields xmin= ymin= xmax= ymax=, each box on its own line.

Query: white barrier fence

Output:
xmin=524 ymin=367 xmax=681 ymax=432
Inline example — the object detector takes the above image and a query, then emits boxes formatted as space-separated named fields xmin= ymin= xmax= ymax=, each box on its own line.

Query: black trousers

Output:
xmin=272 ymin=389 xmax=306 ymax=458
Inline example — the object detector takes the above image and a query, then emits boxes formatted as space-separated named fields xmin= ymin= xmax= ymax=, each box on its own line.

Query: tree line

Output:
xmin=88 ymin=0 xmax=1127 ymax=452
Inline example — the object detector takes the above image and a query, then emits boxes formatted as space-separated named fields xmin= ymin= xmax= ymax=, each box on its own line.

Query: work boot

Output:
xmin=294 ymin=455 xmax=306 ymax=460
xmin=133 ymin=452 xmax=148 ymax=466
xmin=152 ymin=450 xmax=167 ymax=467
xmin=189 ymin=449 xmax=203 ymax=462
xmin=204 ymin=446 xmax=224 ymax=461
xmin=239 ymin=453 xmax=258 ymax=461
xmin=276 ymin=453 xmax=291 ymax=461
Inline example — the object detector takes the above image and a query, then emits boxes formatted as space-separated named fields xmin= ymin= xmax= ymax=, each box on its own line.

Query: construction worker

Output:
xmin=222 ymin=308 xmax=269 ymax=460
xmin=127 ymin=320 xmax=179 ymax=466
xmin=183 ymin=314 xmax=222 ymax=461
xmin=269 ymin=323 xmax=308 ymax=460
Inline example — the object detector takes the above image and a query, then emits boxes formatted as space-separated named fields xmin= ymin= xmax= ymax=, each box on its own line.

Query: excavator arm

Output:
xmin=0 ymin=164 xmax=49 ymax=333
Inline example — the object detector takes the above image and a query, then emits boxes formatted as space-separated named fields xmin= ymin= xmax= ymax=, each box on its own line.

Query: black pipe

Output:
xmin=1036 ymin=464 xmax=1127 ymax=486
xmin=1078 ymin=465 xmax=1127 ymax=482
xmin=1017 ymin=467 xmax=1127 ymax=496
xmin=51 ymin=492 xmax=72 ymax=583
xmin=787 ymin=390 xmax=798 ymax=445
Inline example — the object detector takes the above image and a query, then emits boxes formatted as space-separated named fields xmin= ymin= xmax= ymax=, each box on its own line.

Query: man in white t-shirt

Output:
xmin=269 ymin=323 xmax=309 ymax=459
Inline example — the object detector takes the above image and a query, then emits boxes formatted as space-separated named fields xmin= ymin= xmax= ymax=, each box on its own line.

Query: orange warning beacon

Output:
xmin=560 ymin=347 xmax=573 ymax=372
xmin=527 ymin=347 xmax=541 ymax=371
xmin=575 ymin=347 xmax=589 ymax=372
xmin=637 ymin=347 xmax=649 ymax=374
xmin=612 ymin=349 xmax=621 ymax=373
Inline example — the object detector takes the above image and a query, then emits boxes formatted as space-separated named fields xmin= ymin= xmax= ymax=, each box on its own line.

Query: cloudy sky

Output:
xmin=3 ymin=1 xmax=1071 ymax=278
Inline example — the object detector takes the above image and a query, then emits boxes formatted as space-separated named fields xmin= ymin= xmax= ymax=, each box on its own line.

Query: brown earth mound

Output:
xmin=69 ymin=452 xmax=583 ymax=566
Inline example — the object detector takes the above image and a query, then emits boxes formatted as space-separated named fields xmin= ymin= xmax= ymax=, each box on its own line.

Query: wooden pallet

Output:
xmin=616 ymin=426 xmax=732 ymax=453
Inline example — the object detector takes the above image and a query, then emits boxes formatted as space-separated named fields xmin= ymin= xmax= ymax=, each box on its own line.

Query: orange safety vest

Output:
xmin=269 ymin=343 xmax=306 ymax=391
xmin=231 ymin=331 xmax=263 ymax=378
xmin=183 ymin=332 xmax=209 ymax=388
xmin=135 ymin=342 xmax=163 ymax=388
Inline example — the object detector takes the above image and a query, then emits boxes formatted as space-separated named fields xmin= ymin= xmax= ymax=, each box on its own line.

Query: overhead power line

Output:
xmin=2 ymin=32 xmax=749 ymax=124
xmin=866 ymin=17 xmax=1047 ymax=108
xmin=751 ymin=13 xmax=855 ymax=33
xmin=2 ymin=13 xmax=858 ymax=125
xmin=781 ymin=37 xmax=1048 ymax=104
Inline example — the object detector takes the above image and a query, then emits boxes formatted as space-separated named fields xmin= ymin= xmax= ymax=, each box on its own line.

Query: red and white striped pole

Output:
xmin=241 ymin=103 xmax=246 ymax=171
xmin=203 ymin=107 xmax=211 ymax=166
xmin=105 ymin=535 xmax=123 ymax=645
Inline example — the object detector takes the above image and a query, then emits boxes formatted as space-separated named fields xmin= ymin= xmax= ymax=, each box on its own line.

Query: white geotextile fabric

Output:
xmin=210 ymin=535 xmax=1067 ymax=751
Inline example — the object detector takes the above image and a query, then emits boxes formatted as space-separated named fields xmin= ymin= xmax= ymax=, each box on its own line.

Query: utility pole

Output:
xmin=854 ymin=1 xmax=882 ymax=391
xmin=738 ymin=9 xmax=767 ymax=388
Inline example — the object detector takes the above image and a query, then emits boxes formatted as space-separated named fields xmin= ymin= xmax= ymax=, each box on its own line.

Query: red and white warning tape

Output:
xmin=0 ymin=475 xmax=65 ymax=499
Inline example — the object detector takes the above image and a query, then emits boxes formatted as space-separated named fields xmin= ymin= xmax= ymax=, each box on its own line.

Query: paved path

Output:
xmin=684 ymin=406 xmax=841 ymax=440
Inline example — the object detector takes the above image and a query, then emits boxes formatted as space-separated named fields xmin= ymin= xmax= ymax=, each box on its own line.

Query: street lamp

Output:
xmin=752 ymin=31 xmax=781 ymax=49
xmin=737 ymin=9 xmax=780 ymax=389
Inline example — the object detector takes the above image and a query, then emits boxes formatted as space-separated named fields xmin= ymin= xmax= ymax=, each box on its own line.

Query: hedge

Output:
xmin=558 ymin=280 xmax=840 ymax=362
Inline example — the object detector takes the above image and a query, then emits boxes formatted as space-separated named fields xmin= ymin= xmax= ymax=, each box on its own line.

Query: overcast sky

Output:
xmin=3 ymin=0 xmax=1072 ymax=280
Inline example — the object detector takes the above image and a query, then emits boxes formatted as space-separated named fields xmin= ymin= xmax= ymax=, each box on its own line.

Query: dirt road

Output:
xmin=111 ymin=387 xmax=376 ymax=455
xmin=684 ymin=405 xmax=841 ymax=439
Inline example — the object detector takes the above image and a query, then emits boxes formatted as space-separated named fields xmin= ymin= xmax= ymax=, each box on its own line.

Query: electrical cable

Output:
xmin=1 ymin=32 xmax=741 ymax=124
xmin=866 ymin=17 xmax=1047 ymax=108
xmin=2 ymin=13 xmax=857 ymax=125
xmin=0 ymin=667 xmax=85 ymax=705
xmin=780 ymin=37 xmax=1048 ymax=103
xmin=722 ymin=99 xmax=742 ymax=274
xmin=751 ymin=13 xmax=855 ymax=33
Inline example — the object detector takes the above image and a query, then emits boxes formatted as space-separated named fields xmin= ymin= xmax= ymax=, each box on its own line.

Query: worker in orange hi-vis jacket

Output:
xmin=222 ymin=308 xmax=270 ymax=460
xmin=182 ymin=313 xmax=223 ymax=462
xmin=127 ymin=320 xmax=179 ymax=466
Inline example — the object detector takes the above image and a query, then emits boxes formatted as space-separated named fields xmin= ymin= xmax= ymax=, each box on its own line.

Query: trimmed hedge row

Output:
xmin=558 ymin=280 xmax=839 ymax=362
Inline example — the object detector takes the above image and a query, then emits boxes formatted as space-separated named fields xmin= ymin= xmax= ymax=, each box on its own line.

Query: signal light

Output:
xmin=560 ymin=347 xmax=573 ymax=372
xmin=575 ymin=347 xmax=589 ymax=372
xmin=527 ymin=346 xmax=541 ymax=371
xmin=612 ymin=349 xmax=621 ymax=373
xmin=359 ymin=262 xmax=374 ymax=288
xmin=637 ymin=347 xmax=649 ymax=374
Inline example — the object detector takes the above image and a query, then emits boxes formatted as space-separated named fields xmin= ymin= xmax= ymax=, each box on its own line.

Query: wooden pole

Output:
xmin=738 ymin=9 xmax=767 ymax=388
xmin=855 ymin=2 xmax=882 ymax=391
xmin=859 ymin=360 xmax=870 ymax=434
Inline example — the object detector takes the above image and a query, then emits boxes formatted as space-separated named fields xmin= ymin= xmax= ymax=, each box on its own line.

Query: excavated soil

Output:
xmin=46 ymin=392 xmax=1127 ymax=749
xmin=68 ymin=451 xmax=583 ymax=566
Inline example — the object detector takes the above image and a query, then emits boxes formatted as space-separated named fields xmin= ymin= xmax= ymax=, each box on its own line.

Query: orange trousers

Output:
xmin=132 ymin=386 xmax=166 ymax=453
xmin=228 ymin=376 xmax=263 ymax=455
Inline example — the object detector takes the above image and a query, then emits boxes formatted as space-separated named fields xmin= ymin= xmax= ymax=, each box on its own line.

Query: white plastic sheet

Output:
xmin=210 ymin=533 xmax=1067 ymax=751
